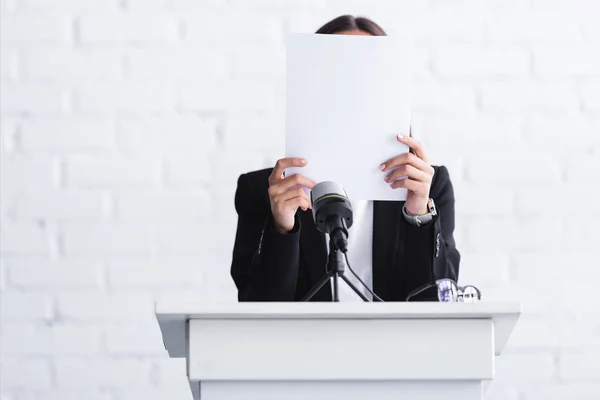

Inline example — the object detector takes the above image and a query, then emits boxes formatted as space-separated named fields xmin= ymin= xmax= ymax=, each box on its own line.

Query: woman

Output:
xmin=230 ymin=15 xmax=460 ymax=302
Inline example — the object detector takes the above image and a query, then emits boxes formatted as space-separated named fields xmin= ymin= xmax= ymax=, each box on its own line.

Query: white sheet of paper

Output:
xmin=284 ymin=33 xmax=412 ymax=201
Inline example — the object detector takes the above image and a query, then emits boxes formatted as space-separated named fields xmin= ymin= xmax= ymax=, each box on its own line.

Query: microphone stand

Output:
xmin=301 ymin=237 xmax=370 ymax=302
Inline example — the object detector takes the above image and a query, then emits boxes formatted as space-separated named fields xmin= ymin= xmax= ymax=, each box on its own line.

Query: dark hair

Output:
xmin=316 ymin=15 xmax=387 ymax=36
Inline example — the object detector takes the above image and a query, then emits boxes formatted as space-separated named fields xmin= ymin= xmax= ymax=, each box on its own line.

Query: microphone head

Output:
xmin=310 ymin=181 xmax=353 ymax=238
xmin=310 ymin=181 xmax=348 ymax=207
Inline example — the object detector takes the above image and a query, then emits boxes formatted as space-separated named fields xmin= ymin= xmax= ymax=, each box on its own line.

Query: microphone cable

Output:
xmin=343 ymin=252 xmax=385 ymax=302
xmin=405 ymin=282 xmax=437 ymax=301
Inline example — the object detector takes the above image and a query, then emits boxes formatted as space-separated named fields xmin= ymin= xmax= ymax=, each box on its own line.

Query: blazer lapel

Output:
xmin=372 ymin=200 xmax=403 ymax=300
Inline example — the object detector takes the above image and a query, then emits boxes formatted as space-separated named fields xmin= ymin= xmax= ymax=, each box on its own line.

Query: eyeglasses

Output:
xmin=436 ymin=279 xmax=482 ymax=303
xmin=405 ymin=279 xmax=482 ymax=302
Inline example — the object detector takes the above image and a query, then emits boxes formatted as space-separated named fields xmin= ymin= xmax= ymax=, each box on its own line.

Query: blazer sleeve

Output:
xmin=230 ymin=173 xmax=302 ymax=301
xmin=398 ymin=165 xmax=460 ymax=300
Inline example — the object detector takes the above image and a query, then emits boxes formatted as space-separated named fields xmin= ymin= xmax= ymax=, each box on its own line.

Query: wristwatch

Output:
xmin=402 ymin=198 xmax=437 ymax=227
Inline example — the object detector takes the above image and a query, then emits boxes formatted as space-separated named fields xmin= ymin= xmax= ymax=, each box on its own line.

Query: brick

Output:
xmin=564 ymin=220 xmax=600 ymax=251
xmin=231 ymin=45 xmax=285 ymax=78
xmin=79 ymin=14 xmax=178 ymax=44
xmin=560 ymin=351 xmax=600 ymax=381
xmin=55 ymin=359 xmax=152 ymax=389
xmin=25 ymin=49 xmax=123 ymax=81
xmin=0 ymin=323 xmax=102 ymax=356
xmin=454 ymin=184 xmax=514 ymax=217
xmin=484 ymin=383 xmax=520 ymax=400
xmin=184 ymin=14 xmax=283 ymax=45
xmin=117 ymin=117 xmax=217 ymax=154
xmin=508 ymin=315 xmax=561 ymax=348
xmin=515 ymin=186 xmax=600 ymax=215
xmin=417 ymin=115 xmax=522 ymax=147
xmin=115 ymin=191 xmax=210 ymax=220
xmin=481 ymin=82 xmax=577 ymax=113
xmin=63 ymin=221 xmax=210 ymax=256
xmin=164 ymin=155 xmax=212 ymax=185
xmin=0 ymin=51 xmax=18 ymax=80
xmin=537 ymin=254 xmax=597 ymax=285
xmin=172 ymin=0 xmax=227 ymax=10
xmin=62 ymin=223 xmax=154 ymax=255
xmin=532 ymin=0 xmax=600 ymax=12
xmin=495 ymin=353 xmax=556 ymax=381
xmin=7 ymin=260 xmax=104 ymax=289
xmin=57 ymin=292 xmax=155 ymax=321
xmin=17 ymin=0 xmax=119 ymax=11
xmin=1 ymin=82 xmax=69 ymax=115
xmin=152 ymin=358 xmax=190 ymax=388
xmin=465 ymin=218 xmax=563 ymax=252
xmin=0 ymin=223 xmax=52 ymax=255
xmin=231 ymin=0 xmax=323 ymax=9
xmin=20 ymin=118 xmax=116 ymax=151
xmin=581 ymin=16 xmax=600 ymax=42
xmin=565 ymin=153 xmax=600 ymax=182
xmin=0 ymin=359 xmax=53 ymax=389
xmin=105 ymin=323 xmax=166 ymax=355
xmin=466 ymin=151 xmax=562 ymax=183
xmin=16 ymin=392 xmax=111 ymax=400
xmin=458 ymin=252 xmax=510 ymax=285
xmin=0 ymin=155 xmax=60 ymax=192
xmin=177 ymin=81 xmax=276 ymax=112
xmin=523 ymin=384 xmax=600 ymax=400
xmin=412 ymin=82 xmax=478 ymax=114
xmin=112 ymin=388 xmax=194 ymax=400
xmin=211 ymin=149 xmax=269 ymax=184
xmin=412 ymin=11 xmax=485 ymax=43
xmin=0 ymin=292 xmax=54 ymax=320
xmin=0 ymin=14 xmax=72 ymax=45
xmin=65 ymin=156 xmax=161 ymax=189
xmin=76 ymin=83 xmax=174 ymax=114
xmin=107 ymin=259 xmax=203 ymax=288
xmin=223 ymin=114 xmax=282 ymax=149
xmin=522 ymin=116 xmax=600 ymax=145
xmin=127 ymin=48 xmax=228 ymax=80
xmin=435 ymin=45 xmax=530 ymax=78
xmin=14 ymin=191 xmax=107 ymax=220
xmin=486 ymin=13 xmax=580 ymax=44
xmin=534 ymin=45 xmax=600 ymax=77
xmin=582 ymin=83 xmax=600 ymax=112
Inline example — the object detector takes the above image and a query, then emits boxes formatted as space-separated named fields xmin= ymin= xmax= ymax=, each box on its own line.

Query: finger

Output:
xmin=284 ymin=196 xmax=311 ymax=212
xmin=397 ymin=134 xmax=429 ymax=163
xmin=279 ymin=187 xmax=311 ymax=206
xmin=390 ymin=178 xmax=423 ymax=192
xmin=384 ymin=164 xmax=429 ymax=184
xmin=270 ymin=173 xmax=317 ymax=196
xmin=269 ymin=158 xmax=307 ymax=185
xmin=381 ymin=152 xmax=430 ymax=173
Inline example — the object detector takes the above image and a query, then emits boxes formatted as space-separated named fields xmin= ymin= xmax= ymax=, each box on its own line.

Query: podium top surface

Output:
xmin=156 ymin=301 xmax=521 ymax=319
xmin=156 ymin=302 xmax=521 ymax=358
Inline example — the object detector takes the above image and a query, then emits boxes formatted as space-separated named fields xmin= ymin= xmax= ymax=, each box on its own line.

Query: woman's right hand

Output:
xmin=268 ymin=158 xmax=317 ymax=233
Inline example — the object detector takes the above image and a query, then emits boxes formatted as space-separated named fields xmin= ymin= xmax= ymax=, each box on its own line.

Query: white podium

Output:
xmin=156 ymin=302 xmax=521 ymax=400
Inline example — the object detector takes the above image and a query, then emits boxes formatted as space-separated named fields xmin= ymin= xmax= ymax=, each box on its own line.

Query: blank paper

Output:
xmin=284 ymin=33 xmax=412 ymax=201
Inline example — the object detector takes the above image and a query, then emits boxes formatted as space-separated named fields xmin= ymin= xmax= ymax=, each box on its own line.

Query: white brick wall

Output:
xmin=1 ymin=0 xmax=599 ymax=399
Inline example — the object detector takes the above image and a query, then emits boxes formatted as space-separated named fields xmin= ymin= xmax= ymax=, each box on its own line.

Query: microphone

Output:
xmin=310 ymin=181 xmax=353 ymax=253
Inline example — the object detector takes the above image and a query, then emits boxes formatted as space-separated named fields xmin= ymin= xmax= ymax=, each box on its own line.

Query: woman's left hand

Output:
xmin=379 ymin=134 xmax=434 ymax=216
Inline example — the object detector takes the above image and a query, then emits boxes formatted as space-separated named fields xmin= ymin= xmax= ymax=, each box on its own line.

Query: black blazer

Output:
xmin=230 ymin=165 xmax=460 ymax=302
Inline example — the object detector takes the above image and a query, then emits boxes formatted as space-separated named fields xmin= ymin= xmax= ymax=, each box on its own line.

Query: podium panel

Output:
xmin=156 ymin=302 xmax=521 ymax=400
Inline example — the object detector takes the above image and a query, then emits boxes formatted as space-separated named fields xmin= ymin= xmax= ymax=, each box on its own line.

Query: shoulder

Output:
xmin=236 ymin=168 xmax=273 ymax=205
xmin=430 ymin=165 xmax=453 ymax=199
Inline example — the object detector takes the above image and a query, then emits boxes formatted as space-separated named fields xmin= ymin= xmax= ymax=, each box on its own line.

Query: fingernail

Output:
xmin=300 ymin=159 xmax=307 ymax=165
xmin=384 ymin=175 xmax=391 ymax=183
xmin=397 ymin=134 xmax=405 ymax=139
xmin=379 ymin=164 xmax=385 ymax=171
